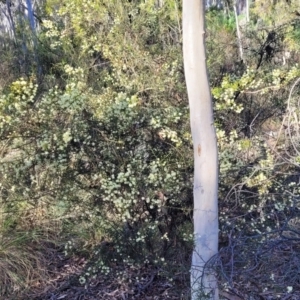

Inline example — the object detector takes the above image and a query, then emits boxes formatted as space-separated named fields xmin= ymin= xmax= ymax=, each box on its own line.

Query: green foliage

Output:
xmin=1 ymin=0 xmax=300 ymax=298
xmin=0 ymin=1 xmax=192 ymax=293
xmin=207 ymin=8 xmax=236 ymax=33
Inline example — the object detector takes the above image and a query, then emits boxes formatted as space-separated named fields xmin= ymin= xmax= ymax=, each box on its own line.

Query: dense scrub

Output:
xmin=0 ymin=0 xmax=300 ymax=299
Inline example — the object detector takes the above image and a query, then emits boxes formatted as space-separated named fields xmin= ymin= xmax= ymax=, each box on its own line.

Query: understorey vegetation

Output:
xmin=0 ymin=0 xmax=300 ymax=299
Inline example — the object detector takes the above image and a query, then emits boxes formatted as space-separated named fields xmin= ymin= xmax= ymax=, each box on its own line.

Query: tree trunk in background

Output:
xmin=5 ymin=0 xmax=17 ymax=41
xmin=25 ymin=0 xmax=42 ymax=79
xmin=0 ymin=0 xmax=41 ymax=77
xmin=182 ymin=1 xmax=219 ymax=299
xmin=246 ymin=0 xmax=250 ymax=22
xmin=234 ymin=1 xmax=244 ymax=60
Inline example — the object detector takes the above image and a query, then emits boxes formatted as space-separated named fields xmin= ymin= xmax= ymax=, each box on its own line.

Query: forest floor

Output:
xmin=17 ymin=246 xmax=190 ymax=300
xmin=8 ymin=241 xmax=300 ymax=300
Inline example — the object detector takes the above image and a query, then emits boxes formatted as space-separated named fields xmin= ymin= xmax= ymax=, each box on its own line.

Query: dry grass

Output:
xmin=0 ymin=231 xmax=52 ymax=297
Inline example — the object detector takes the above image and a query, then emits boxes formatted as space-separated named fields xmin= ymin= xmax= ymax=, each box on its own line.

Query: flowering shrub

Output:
xmin=1 ymin=1 xmax=300 ymax=298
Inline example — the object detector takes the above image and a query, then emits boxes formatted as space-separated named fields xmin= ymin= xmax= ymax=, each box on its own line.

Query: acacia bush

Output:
xmin=0 ymin=1 xmax=194 ymax=294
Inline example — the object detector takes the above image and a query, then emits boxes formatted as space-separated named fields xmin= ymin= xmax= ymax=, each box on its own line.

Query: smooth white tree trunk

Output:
xmin=182 ymin=1 xmax=219 ymax=299
xmin=234 ymin=2 xmax=244 ymax=60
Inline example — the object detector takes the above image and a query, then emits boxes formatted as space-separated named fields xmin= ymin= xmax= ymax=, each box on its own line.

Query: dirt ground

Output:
xmin=19 ymin=250 xmax=190 ymax=300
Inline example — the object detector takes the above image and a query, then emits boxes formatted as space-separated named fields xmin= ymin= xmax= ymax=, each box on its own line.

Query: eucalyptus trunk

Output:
xmin=234 ymin=1 xmax=244 ymax=60
xmin=182 ymin=1 xmax=219 ymax=299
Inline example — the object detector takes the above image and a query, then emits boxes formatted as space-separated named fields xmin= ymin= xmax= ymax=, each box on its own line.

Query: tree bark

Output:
xmin=182 ymin=1 xmax=219 ymax=299
xmin=234 ymin=1 xmax=244 ymax=60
